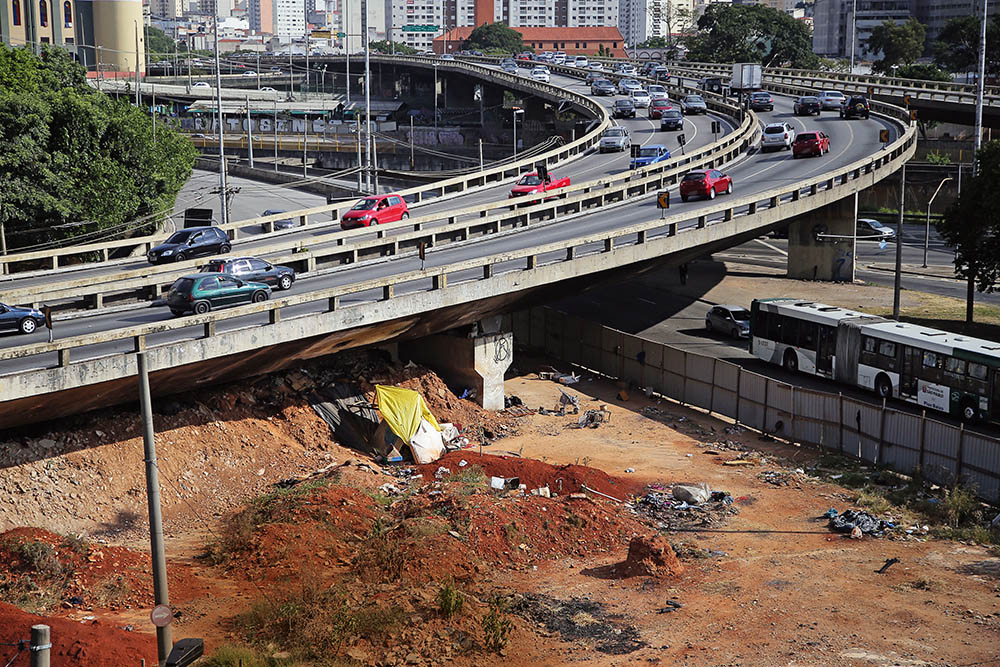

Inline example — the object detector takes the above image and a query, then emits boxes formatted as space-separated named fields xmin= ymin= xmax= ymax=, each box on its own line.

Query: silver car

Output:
xmin=817 ymin=90 xmax=846 ymax=111
xmin=679 ymin=95 xmax=708 ymax=115
xmin=856 ymin=218 xmax=896 ymax=241
xmin=618 ymin=78 xmax=641 ymax=94
xmin=647 ymin=84 xmax=669 ymax=103
xmin=599 ymin=126 xmax=630 ymax=152
xmin=705 ymin=305 xmax=751 ymax=339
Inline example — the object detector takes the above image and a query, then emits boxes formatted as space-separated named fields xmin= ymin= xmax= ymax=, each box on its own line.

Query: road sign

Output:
xmin=336 ymin=32 xmax=346 ymax=38
xmin=150 ymin=604 xmax=173 ymax=628
xmin=657 ymin=191 xmax=670 ymax=209
xmin=879 ymin=129 xmax=890 ymax=143
xmin=402 ymin=25 xmax=439 ymax=32
xmin=677 ymin=133 xmax=686 ymax=146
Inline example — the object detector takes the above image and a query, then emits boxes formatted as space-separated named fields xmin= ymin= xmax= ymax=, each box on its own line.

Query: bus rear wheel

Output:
xmin=875 ymin=374 xmax=893 ymax=399
xmin=782 ymin=349 xmax=798 ymax=372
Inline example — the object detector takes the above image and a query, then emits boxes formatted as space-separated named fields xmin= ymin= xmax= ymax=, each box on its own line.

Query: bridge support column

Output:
xmin=786 ymin=193 xmax=857 ymax=282
xmin=401 ymin=318 xmax=513 ymax=411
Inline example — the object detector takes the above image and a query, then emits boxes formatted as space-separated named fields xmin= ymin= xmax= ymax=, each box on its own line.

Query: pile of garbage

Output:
xmin=826 ymin=508 xmax=896 ymax=538
xmin=631 ymin=482 xmax=739 ymax=530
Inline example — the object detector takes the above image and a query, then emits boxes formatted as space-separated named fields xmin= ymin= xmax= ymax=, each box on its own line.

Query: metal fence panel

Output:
xmin=737 ymin=371 xmax=767 ymax=431
xmin=959 ymin=432 xmax=1000 ymax=503
xmin=662 ymin=348 xmax=686 ymax=402
xmin=579 ymin=319 xmax=604 ymax=372
xmin=880 ymin=411 xmax=922 ymax=475
xmin=643 ymin=340 xmax=665 ymax=372
xmin=601 ymin=327 xmax=622 ymax=379
xmin=792 ymin=389 xmax=841 ymax=451
xmin=684 ymin=354 xmax=715 ymax=410
xmin=840 ymin=398 xmax=883 ymax=464
xmin=712 ymin=361 xmax=739 ymax=418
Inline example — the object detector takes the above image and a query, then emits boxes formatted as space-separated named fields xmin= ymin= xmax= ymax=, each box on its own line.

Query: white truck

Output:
xmin=730 ymin=63 xmax=763 ymax=92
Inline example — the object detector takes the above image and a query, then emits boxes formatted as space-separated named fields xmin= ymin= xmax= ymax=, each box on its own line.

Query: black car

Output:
xmin=591 ymin=79 xmax=616 ymax=96
xmin=0 ymin=301 xmax=46 ymax=335
xmin=793 ymin=96 xmax=821 ymax=115
xmin=613 ymin=99 xmax=636 ymax=119
xmin=748 ymin=91 xmax=773 ymax=111
xmin=660 ymin=109 xmax=684 ymax=131
xmin=202 ymin=257 xmax=296 ymax=291
xmin=147 ymin=226 xmax=231 ymax=264
xmin=841 ymin=95 xmax=871 ymax=119
xmin=261 ymin=209 xmax=294 ymax=231
xmin=652 ymin=66 xmax=670 ymax=81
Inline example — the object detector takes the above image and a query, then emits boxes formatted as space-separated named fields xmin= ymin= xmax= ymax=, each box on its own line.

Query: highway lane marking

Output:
xmin=638 ymin=297 xmax=657 ymax=305
xmin=753 ymin=238 xmax=788 ymax=256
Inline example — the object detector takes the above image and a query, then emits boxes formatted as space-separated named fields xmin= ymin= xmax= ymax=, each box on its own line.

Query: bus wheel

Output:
xmin=960 ymin=399 xmax=977 ymax=421
xmin=782 ymin=349 xmax=798 ymax=372
xmin=875 ymin=374 xmax=893 ymax=399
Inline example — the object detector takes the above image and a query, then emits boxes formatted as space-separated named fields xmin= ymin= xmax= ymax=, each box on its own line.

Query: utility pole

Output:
xmin=479 ymin=138 xmax=483 ymax=171
xmin=246 ymin=96 xmax=254 ymax=168
xmin=29 ymin=625 xmax=50 ymax=667
xmin=968 ymin=0 xmax=988 ymax=323
xmin=213 ymin=7 xmax=229 ymax=225
xmin=924 ymin=177 xmax=952 ymax=267
xmin=137 ymin=353 xmax=173 ymax=666
xmin=134 ymin=21 xmax=142 ymax=108
xmin=97 ymin=46 xmax=103 ymax=91
xmin=362 ymin=0 xmax=372 ymax=193
xmin=274 ymin=98 xmax=279 ymax=171
xmin=345 ymin=0 xmax=351 ymax=106
xmin=257 ymin=50 xmax=261 ymax=90
xmin=849 ymin=0 xmax=857 ymax=74
xmin=892 ymin=162 xmax=905 ymax=319
xmin=356 ymin=114 xmax=363 ymax=192
xmin=303 ymin=113 xmax=309 ymax=178
xmin=410 ymin=115 xmax=415 ymax=169
xmin=151 ymin=85 xmax=156 ymax=141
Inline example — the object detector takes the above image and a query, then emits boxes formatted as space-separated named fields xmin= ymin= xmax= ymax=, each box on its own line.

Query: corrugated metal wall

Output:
xmin=513 ymin=307 xmax=1000 ymax=503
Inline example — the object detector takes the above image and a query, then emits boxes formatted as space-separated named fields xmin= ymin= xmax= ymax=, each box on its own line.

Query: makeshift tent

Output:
xmin=373 ymin=385 xmax=445 ymax=464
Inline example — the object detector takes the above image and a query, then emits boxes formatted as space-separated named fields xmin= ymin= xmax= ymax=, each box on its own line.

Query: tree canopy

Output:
xmin=462 ymin=22 xmax=524 ymax=54
xmin=895 ymin=63 xmax=952 ymax=82
xmin=369 ymin=40 xmax=418 ymax=55
xmin=938 ymin=141 xmax=1000 ymax=320
xmin=146 ymin=26 xmax=178 ymax=56
xmin=685 ymin=4 xmax=818 ymax=68
xmin=933 ymin=15 xmax=1000 ymax=77
xmin=635 ymin=2 xmax=692 ymax=58
xmin=865 ymin=18 xmax=925 ymax=74
xmin=0 ymin=45 xmax=196 ymax=251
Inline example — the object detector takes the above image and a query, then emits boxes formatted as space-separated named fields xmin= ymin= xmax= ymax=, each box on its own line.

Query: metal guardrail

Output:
xmin=0 ymin=99 xmax=915 ymax=370
xmin=2 ymin=83 xmax=758 ymax=309
xmin=0 ymin=56 xmax=612 ymax=276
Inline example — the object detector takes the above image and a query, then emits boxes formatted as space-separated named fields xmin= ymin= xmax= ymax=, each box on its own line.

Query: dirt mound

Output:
xmin=0 ymin=602 xmax=155 ymax=666
xmin=415 ymin=452 xmax=645 ymax=499
xmin=0 ymin=527 xmax=160 ymax=612
xmin=618 ymin=535 xmax=684 ymax=578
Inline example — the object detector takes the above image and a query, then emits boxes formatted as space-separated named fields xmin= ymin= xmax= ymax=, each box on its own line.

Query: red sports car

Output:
xmin=340 ymin=194 xmax=410 ymax=229
xmin=679 ymin=169 xmax=733 ymax=202
xmin=792 ymin=131 xmax=831 ymax=158
xmin=509 ymin=171 xmax=570 ymax=202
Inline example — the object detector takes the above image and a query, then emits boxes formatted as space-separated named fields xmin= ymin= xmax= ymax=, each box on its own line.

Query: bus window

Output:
xmin=800 ymin=322 xmax=817 ymax=350
xmin=969 ymin=362 xmax=988 ymax=381
xmin=922 ymin=351 xmax=941 ymax=369
xmin=878 ymin=341 xmax=896 ymax=358
xmin=944 ymin=357 xmax=967 ymax=377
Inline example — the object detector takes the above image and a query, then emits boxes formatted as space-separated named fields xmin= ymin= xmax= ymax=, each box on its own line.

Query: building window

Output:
xmin=12 ymin=0 xmax=21 ymax=24
xmin=39 ymin=0 xmax=47 ymax=26
xmin=63 ymin=0 xmax=70 ymax=26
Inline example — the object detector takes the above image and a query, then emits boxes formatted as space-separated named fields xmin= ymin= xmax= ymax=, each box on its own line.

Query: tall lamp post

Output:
xmin=849 ymin=0 xmax=857 ymax=74
xmin=968 ymin=0 xmax=988 ymax=322
xmin=923 ymin=177 xmax=952 ymax=268
xmin=512 ymin=107 xmax=524 ymax=156
xmin=213 ymin=7 xmax=228 ymax=225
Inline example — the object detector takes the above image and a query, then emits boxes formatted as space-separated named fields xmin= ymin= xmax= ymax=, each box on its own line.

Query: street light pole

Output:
xmin=246 ymin=95 xmax=254 ymax=168
xmin=968 ymin=0 xmax=988 ymax=323
xmin=362 ymin=0 xmax=372 ymax=192
xmin=213 ymin=7 xmax=229 ymax=226
xmin=849 ymin=0 xmax=857 ymax=74
xmin=512 ymin=107 xmax=523 ymax=157
xmin=892 ymin=162 xmax=905 ymax=319
xmin=923 ymin=177 xmax=952 ymax=267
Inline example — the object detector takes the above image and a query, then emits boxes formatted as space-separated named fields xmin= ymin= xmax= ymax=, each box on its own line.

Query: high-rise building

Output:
xmin=619 ymin=0 xmax=693 ymax=46
xmin=249 ymin=0 xmax=305 ymax=39
xmin=149 ymin=0 xmax=183 ymax=18
xmin=0 ymin=0 xmax=146 ymax=73
xmin=813 ymin=0 xmax=915 ymax=61
xmin=390 ymin=0 xmax=473 ymax=50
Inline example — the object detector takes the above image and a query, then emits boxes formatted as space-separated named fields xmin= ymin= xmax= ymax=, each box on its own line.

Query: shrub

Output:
xmin=437 ymin=580 xmax=465 ymax=618
xmin=939 ymin=484 xmax=981 ymax=527
xmin=481 ymin=596 xmax=513 ymax=654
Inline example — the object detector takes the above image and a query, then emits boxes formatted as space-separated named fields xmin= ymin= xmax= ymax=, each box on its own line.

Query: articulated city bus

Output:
xmin=749 ymin=298 xmax=1000 ymax=421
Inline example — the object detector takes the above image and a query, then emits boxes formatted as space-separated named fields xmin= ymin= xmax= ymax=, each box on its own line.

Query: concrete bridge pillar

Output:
xmin=401 ymin=319 xmax=513 ymax=411
xmin=786 ymin=193 xmax=858 ymax=282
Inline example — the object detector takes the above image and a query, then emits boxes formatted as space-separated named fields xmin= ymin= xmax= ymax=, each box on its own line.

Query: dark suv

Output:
xmin=840 ymin=96 xmax=871 ymax=119
xmin=147 ymin=226 xmax=231 ymax=264
xmin=202 ymin=257 xmax=296 ymax=290
xmin=613 ymin=99 xmax=636 ymax=119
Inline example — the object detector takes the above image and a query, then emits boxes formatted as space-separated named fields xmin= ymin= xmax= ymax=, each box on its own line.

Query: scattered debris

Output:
xmin=633 ymin=485 xmax=739 ymax=530
xmin=657 ymin=600 xmax=684 ymax=613
xmin=510 ymin=594 xmax=647 ymax=655
xmin=576 ymin=406 xmax=612 ymax=428
xmin=876 ymin=558 xmax=900 ymax=574
xmin=672 ymin=483 xmax=711 ymax=504
xmin=829 ymin=510 xmax=895 ymax=537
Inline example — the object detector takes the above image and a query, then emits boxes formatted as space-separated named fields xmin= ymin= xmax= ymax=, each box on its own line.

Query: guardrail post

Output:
xmin=328 ymin=296 xmax=339 ymax=311
xmin=58 ymin=349 xmax=70 ymax=367
xmin=204 ymin=321 xmax=215 ymax=337
xmin=300 ymin=214 xmax=307 ymax=227
xmin=51 ymin=256 xmax=58 ymax=270
xmin=382 ymin=285 xmax=394 ymax=300
xmin=697 ymin=215 xmax=707 ymax=228
xmin=566 ymin=246 xmax=575 ymax=260
xmin=748 ymin=201 xmax=757 ymax=214
xmin=636 ymin=230 xmax=646 ymax=244
xmin=483 ymin=264 xmax=492 ymax=279
xmin=604 ymin=238 xmax=613 ymax=253
xmin=810 ymin=184 xmax=818 ymax=195
xmin=133 ymin=335 xmax=145 ymax=353
xmin=769 ymin=196 xmax=780 ymax=208
xmin=526 ymin=255 xmax=536 ymax=270
xmin=724 ymin=208 xmax=733 ymax=222
xmin=269 ymin=308 xmax=280 ymax=324
xmin=433 ymin=274 xmax=447 ymax=289
xmin=89 ymin=293 xmax=103 ymax=309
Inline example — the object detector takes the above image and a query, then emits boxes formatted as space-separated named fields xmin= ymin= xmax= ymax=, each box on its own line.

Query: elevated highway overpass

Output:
xmin=0 ymin=56 xmax=916 ymax=427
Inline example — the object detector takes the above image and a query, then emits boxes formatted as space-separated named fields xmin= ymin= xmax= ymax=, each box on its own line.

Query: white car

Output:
xmin=531 ymin=68 xmax=551 ymax=83
xmin=193 ymin=81 xmax=211 ymax=88
xmin=647 ymin=84 xmax=669 ymax=102
xmin=574 ymin=56 xmax=589 ymax=68
xmin=553 ymin=52 xmax=567 ymax=64
xmin=242 ymin=70 xmax=256 ymax=77
xmin=761 ymin=122 xmax=796 ymax=151
xmin=260 ymin=86 xmax=277 ymax=92
xmin=621 ymin=65 xmax=637 ymax=76
xmin=630 ymin=89 xmax=652 ymax=108
xmin=588 ymin=62 xmax=604 ymax=71
xmin=618 ymin=78 xmax=641 ymax=94
xmin=817 ymin=90 xmax=846 ymax=111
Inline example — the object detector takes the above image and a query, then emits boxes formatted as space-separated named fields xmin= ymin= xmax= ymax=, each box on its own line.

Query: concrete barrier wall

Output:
xmin=514 ymin=306 xmax=1000 ymax=503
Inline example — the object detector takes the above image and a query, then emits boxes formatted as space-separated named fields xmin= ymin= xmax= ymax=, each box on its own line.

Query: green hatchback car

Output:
xmin=166 ymin=273 xmax=271 ymax=316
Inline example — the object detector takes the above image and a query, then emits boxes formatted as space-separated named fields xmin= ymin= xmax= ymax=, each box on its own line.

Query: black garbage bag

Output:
xmin=828 ymin=509 xmax=893 ymax=536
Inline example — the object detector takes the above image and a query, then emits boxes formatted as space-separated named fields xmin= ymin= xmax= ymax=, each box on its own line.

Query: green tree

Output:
xmin=368 ymin=40 xmax=418 ymax=55
xmin=145 ymin=26 xmax=177 ymax=57
xmin=636 ymin=2 xmax=692 ymax=58
xmin=933 ymin=15 xmax=1000 ymax=78
xmin=865 ymin=17 xmax=925 ymax=74
xmin=0 ymin=44 xmax=196 ymax=251
xmin=938 ymin=141 xmax=1000 ymax=323
xmin=895 ymin=63 xmax=952 ymax=81
xmin=463 ymin=22 xmax=524 ymax=54
xmin=685 ymin=4 xmax=818 ymax=68
xmin=636 ymin=36 xmax=670 ymax=49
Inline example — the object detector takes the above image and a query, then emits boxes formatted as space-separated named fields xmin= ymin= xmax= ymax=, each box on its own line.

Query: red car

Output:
xmin=508 ymin=171 xmax=571 ymax=203
xmin=679 ymin=169 xmax=733 ymax=202
xmin=648 ymin=101 xmax=674 ymax=119
xmin=340 ymin=194 xmax=410 ymax=229
xmin=792 ymin=131 xmax=831 ymax=158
